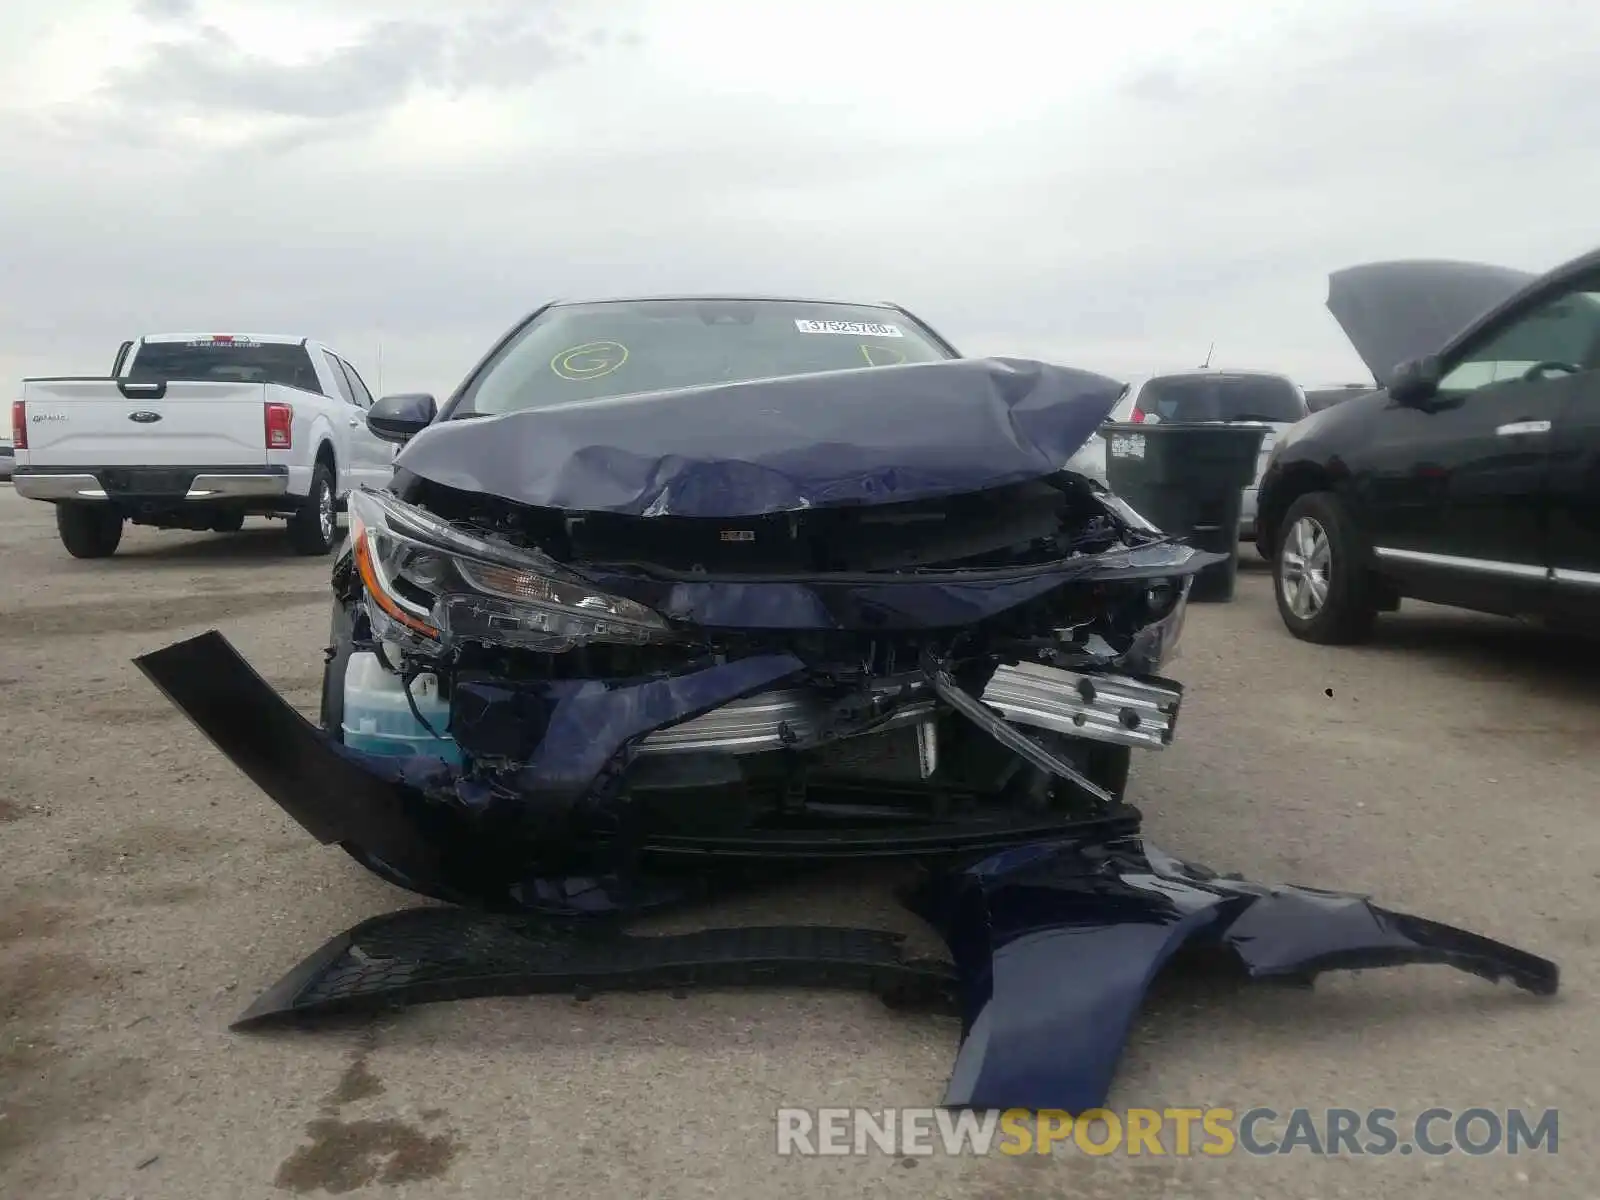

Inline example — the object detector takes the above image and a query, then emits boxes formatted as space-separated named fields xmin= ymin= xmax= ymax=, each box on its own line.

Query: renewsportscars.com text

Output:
xmin=774 ymin=1106 xmax=1560 ymax=1158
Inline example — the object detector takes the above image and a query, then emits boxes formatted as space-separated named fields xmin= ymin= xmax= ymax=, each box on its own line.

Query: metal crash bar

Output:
xmin=633 ymin=662 xmax=1181 ymax=756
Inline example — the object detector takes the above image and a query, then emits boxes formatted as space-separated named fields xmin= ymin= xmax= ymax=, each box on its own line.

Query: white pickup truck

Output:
xmin=12 ymin=332 xmax=394 ymax=558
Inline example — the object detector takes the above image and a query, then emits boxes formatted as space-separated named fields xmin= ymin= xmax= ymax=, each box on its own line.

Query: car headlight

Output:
xmin=347 ymin=489 xmax=673 ymax=652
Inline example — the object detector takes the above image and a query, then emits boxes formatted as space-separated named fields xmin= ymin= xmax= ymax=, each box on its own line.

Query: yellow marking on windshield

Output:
xmin=859 ymin=344 xmax=906 ymax=367
xmin=552 ymin=340 xmax=629 ymax=381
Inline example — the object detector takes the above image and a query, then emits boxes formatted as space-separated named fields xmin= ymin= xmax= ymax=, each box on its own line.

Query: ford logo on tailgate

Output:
xmin=128 ymin=411 xmax=163 ymax=423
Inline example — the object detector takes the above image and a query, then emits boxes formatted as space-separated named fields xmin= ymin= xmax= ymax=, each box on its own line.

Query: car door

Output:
xmin=1364 ymin=278 xmax=1597 ymax=603
xmin=300 ymin=346 xmax=356 ymax=495
xmin=332 ymin=357 xmax=394 ymax=488
xmin=1543 ymin=287 xmax=1600 ymax=617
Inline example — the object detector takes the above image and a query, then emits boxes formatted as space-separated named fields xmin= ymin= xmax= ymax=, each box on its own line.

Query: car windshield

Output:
xmin=1438 ymin=288 xmax=1600 ymax=391
xmin=453 ymin=299 xmax=955 ymax=417
xmin=126 ymin=339 xmax=322 ymax=392
xmin=1134 ymin=373 xmax=1307 ymax=423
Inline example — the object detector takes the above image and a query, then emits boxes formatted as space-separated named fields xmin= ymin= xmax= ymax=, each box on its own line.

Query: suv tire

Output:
xmin=1273 ymin=491 xmax=1378 ymax=644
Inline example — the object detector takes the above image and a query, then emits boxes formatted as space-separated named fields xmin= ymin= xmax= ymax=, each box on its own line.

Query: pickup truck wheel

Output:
xmin=287 ymin=462 xmax=337 ymax=555
xmin=1272 ymin=491 xmax=1377 ymax=644
xmin=56 ymin=503 xmax=124 ymax=559
xmin=210 ymin=511 xmax=246 ymax=533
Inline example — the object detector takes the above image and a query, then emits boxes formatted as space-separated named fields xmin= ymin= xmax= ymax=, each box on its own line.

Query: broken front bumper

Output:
xmin=631 ymin=661 xmax=1179 ymax=758
xmin=229 ymin=833 xmax=1558 ymax=1114
xmin=132 ymin=622 xmax=1560 ymax=1115
xmin=134 ymin=631 xmax=1183 ymax=899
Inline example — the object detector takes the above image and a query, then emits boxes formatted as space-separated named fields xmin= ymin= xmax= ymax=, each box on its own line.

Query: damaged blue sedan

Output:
xmin=136 ymin=295 xmax=1558 ymax=1111
xmin=298 ymin=296 xmax=1205 ymax=892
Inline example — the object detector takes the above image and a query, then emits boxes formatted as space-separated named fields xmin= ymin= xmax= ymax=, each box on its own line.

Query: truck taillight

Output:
xmin=264 ymin=402 xmax=293 ymax=449
xmin=11 ymin=400 xmax=24 ymax=450
xmin=1129 ymin=408 xmax=1146 ymax=424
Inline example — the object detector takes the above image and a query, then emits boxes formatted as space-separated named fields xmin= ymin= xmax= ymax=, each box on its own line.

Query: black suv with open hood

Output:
xmin=1258 ymin=251 xmax=1600 ymax=643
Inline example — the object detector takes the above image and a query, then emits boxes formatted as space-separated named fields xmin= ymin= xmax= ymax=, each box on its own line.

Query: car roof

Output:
xmin=141 ymin=332 xmax=310 ymax=345
xmin=545 ymin=295 xmax=910 ymax=309
xmin=1140 ymin=368 xmax=1299 ymax=384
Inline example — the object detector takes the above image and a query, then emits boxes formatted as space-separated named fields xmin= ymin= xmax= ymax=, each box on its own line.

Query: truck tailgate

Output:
xmin=20 ymin=380 xmax=269 ymax=468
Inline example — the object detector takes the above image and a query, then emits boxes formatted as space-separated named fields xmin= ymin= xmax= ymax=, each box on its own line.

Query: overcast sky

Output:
xmin=5 ymin=0 xmax=1600 ymax=399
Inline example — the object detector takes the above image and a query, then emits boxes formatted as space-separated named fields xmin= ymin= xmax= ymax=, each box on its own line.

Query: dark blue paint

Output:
xmin=913 ymin=836 xmax=1559 ymax=1113
xmin=426 ymin=653 xmax=806 ymax=860
xmin=367 ymin=391 xmax=439 ymax=443
xmin=451 ymin=651 xmax=803 ymax=796
xmin=392 ymin=357 xmax=1126 ymax=517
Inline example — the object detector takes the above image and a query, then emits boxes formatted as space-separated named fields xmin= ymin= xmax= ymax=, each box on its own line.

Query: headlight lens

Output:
xmin=347 ymin=489 xmax=673 ymax=651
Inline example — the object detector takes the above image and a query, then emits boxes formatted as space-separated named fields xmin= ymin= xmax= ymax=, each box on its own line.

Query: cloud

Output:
xmin=54 ymin=3 xmax=622 ymax=149
xmin=1119 ymin=67 xmax=1205 ymax=106
xmin=105 ymin=21 xmax=449 ymax=119
xmin=4 ymin=0 xmax=1600 ymax=399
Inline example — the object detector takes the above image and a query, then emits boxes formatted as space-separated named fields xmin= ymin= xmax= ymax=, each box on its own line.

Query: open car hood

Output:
xmin=395 ymin=357 xmax=1125 ymax=518
xmin=1326 ymin=260 xmax=1536 ymax=387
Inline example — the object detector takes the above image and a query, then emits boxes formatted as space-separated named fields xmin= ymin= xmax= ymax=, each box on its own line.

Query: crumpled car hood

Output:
xmin=1326 ymin=259 xmax=1536 ymax=386
xmin=396 ymin=357 xmax=1126 ymax=518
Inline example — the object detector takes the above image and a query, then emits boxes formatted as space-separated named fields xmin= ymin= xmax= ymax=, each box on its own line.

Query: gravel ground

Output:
xmin=1 ymin=482 xmax=1594 ymax=1199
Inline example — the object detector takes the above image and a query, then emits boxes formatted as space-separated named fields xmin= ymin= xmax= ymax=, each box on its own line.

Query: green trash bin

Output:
xmin=1098 ymin=422 xmax=1267 ymax=603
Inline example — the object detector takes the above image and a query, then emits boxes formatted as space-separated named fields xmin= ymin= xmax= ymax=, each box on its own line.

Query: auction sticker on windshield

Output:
xmin=795 ymin=320 xmax=903 ymax=337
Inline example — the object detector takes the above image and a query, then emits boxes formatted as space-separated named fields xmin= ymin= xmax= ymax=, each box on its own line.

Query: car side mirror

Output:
xmin=367 ymin=393 xmax=437 ymax=444
xmin=1389 ymin=356 xmax=1442 ymax=406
